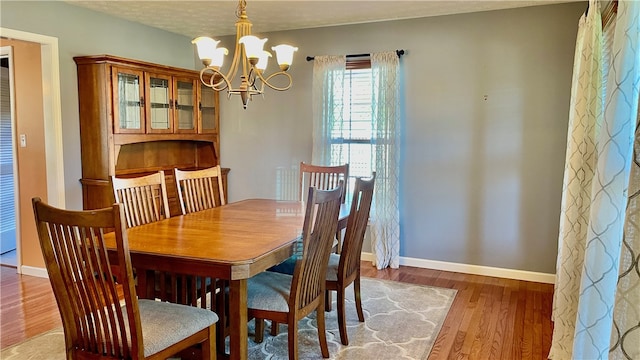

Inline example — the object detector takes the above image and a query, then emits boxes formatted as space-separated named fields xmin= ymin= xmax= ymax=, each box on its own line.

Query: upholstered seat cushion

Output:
xmin=133 ymin=299 xmax=218 ymax=357
xmin=325 ymin=253 xmax=340 ymax=281
xmin=247 ymin=271 xmax=293 ymax=313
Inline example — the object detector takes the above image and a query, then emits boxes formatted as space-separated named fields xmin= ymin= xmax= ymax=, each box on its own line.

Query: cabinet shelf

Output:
xmin=113 ymin=133 xmax=218 ymax=145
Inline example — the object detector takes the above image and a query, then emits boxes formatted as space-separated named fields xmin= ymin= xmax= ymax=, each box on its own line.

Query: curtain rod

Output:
xmin=306 ymin=49 xmax=405 ymax=62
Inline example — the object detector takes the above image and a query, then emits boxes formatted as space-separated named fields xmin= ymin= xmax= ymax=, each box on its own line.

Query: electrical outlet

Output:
xmin=20 ymin=134 xmax=26 ymax=147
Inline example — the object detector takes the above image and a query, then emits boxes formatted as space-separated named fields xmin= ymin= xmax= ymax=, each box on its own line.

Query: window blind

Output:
xmin=0 ymin=66 xmax=16 ymax=235
xmin=331 ymin=66 xmax=375 ymax=185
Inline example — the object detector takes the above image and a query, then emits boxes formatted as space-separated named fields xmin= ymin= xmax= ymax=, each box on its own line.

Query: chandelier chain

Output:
xmin=236 ymin=0 xmax=247 ymax=18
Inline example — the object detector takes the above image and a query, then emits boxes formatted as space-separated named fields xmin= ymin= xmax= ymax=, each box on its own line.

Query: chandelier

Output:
xmin=192 ymin=0 xmax=298 ymax=109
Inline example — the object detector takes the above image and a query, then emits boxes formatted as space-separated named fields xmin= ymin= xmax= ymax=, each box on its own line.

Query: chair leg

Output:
xmin=316 ymin=305 xmax=330 ymax=358
xmin=288 ymin=318 xmax=298 ymax=360
xmin=202 ymin=324 xmax=216 ymax=359
xmin=337 ymin=287 xmax=349 ymax=345
xmin=255 ymin=318 xmax=265 ymax=343
xmin=354 ymin=277 xmax=365 ymax=322
xmin=325 ymin=289 xmax=332 ymax=312
xmin=215 ymin=284 xmax=228 ymax=350
xmin=270 ymin=321 xmax=279 ymax=336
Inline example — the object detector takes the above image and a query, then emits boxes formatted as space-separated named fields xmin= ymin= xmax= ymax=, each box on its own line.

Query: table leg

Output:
xmin=228 ymin=279 xmax=248 ymax=360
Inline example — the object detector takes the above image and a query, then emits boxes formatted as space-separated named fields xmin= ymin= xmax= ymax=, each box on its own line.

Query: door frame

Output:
xmin=0 ymin=28 xmax=65 ymax=275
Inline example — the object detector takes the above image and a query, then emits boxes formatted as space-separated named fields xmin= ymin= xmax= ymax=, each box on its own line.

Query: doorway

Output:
xmin=0 ymin=29 xmax=65 ymax=276
xmin=0 ymin=47 xmax=17 ymax=267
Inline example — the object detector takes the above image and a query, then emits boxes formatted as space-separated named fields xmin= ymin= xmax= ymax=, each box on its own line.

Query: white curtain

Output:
xmin=550 ymin=0 xmax=640 ymax=358
xmin=370 ymin=51 xmax=400 ymax=269
xmin=311 ymin=55 xmax=346 ymax=166
xmin=609 ymin=1 xmax=640 ymax=358
xmin=550 ymin=3 xmax=603 ymax=357
xmin=311 ymin=52 xmax=401 ymax=269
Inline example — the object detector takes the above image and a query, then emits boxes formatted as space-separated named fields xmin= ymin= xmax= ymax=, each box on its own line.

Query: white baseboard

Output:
xmin=361 ymin=252 xmax=555 ymax=284
xmin=20 ymin=265 xmax=49 ymax=279
xmin=18 ymin=256 xmax=556 ymax=284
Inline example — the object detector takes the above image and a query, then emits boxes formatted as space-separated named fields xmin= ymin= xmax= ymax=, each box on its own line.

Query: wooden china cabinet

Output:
xmin=74 ymin=55 xmax=228 ymax=216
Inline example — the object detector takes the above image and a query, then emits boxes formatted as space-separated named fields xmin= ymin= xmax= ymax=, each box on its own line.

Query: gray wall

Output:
xmin=2 ymin=1 xmax=585 ymax=274
xmin=218 ymin=3 xmax=584 ymax=273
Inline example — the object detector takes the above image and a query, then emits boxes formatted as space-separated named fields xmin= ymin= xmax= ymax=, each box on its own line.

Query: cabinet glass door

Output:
xmin=146 ymin=73 xmax=172 ymax=133
xmin=113 ymin=67 xmax=144 ymax=133
xmin=175 ymin=78 xmax=197 ymax=133
xmin=199 ymin=84 xmax=218 ymax=133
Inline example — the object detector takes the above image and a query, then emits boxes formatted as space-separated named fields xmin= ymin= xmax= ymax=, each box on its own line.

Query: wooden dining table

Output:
xmin=105 ymin=198 xmax=349 ymax=360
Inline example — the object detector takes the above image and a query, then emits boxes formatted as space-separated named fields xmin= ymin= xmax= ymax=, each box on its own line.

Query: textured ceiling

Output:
xmin=64 ymin=0 xmax=579 ymax=38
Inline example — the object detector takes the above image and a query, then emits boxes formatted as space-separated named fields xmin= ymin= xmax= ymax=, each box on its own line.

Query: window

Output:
xmin=312 ymin=52 xmax=400 ymax=268
xmin=330 ymin=60 xmax=374 ymax=189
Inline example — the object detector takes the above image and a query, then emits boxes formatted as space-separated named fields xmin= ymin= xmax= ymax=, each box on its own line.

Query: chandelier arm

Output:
xmin=256 ymin=71 xmax=293 ymax=92
xmin=223 ymin=36 xmax=244 ymax=87
xmin=248 ymin=68 xmax=259 ymax=89
xmin=253 ymin=76 xmax=265 ymax=93
xmin=200 ymin=67 xmax=231 ymax=92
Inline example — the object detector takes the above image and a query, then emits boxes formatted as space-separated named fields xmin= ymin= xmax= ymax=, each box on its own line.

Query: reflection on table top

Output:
xmin=105 ymin=199 xmax=308 ymax=264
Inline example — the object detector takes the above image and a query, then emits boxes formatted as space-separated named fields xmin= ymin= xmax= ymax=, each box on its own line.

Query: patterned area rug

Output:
xmin=1 ymin=278 xmax=456 ymax=360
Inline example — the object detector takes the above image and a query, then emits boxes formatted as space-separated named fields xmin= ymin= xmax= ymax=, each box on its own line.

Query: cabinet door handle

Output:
xmin=139 ymin=96 xmax=144 ymax=107
xmin=199 ymin=102 xmax=202 ymax=111
xmin=174 ymin=99 xmax=178 ymax=109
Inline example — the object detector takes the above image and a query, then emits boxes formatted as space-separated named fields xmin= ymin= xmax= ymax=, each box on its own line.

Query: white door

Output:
xmin=0 ymin=46 xmax=17 ymax=255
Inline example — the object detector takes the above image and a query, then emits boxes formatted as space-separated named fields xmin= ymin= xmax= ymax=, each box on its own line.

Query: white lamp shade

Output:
xmin=239 ymin=35 xmax=268 ymax=59
xmin=272 ymin=45 xmax=298 ymax=66
xmin=255 ymin=51 xmax=272 ymax=70
xmin=192 ymin=37 xmax=221 ymax=63
xmin=211 ymin=47 xmax=229 ymax=67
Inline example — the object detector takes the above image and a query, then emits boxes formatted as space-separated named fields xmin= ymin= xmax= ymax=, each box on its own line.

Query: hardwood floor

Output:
xmin=360 ymin=264 xmax=554 ymax=360
xmin=0 ymin=265 xmax=60 ymax=349
xmin=1 ymin=263 xmax=554 ymax=359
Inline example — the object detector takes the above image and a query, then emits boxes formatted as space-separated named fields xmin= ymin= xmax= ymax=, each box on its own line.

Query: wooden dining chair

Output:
xmin=174 ymin=165 xmax=229 ymax=347
xmin=111 ymin=171 xmax=170 ymax=228
xmin=174 ymin=165 xmax=226 ymax=215
xmin=325 ymin=173 xmax=375 ymax=345
xmin=299 ymin=162 xmax=349 ymax=254
xmin=247 ymin=184 xmax=343 ymax=360
xmin=299 ymin=162 xmax=349 ymax=204
xmin=32 ymin=197 xmax=218 ymax=360
xmin=112 ymin=171 xmax=207 ymax=308
xmin=111 ymin=171 xmax=170 ymax=293
xmin=269 ymin=174 xmax=375 ymax=341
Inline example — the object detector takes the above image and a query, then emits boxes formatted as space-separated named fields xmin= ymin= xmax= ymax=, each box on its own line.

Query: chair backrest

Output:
xmin=174 ymin=165 xmax=226 ymax=215
xmin=339 ymin=173 xmax=376 ymax=282
xmin=111 ymin=170 xmax=170 ymax=228
xmin=290 ymin=183 xmax=343 ymax=313
xmin=299 ymin=162 xmax=349 ymax=203
xmin=32 ymin=197 xmax=144 ymax=359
